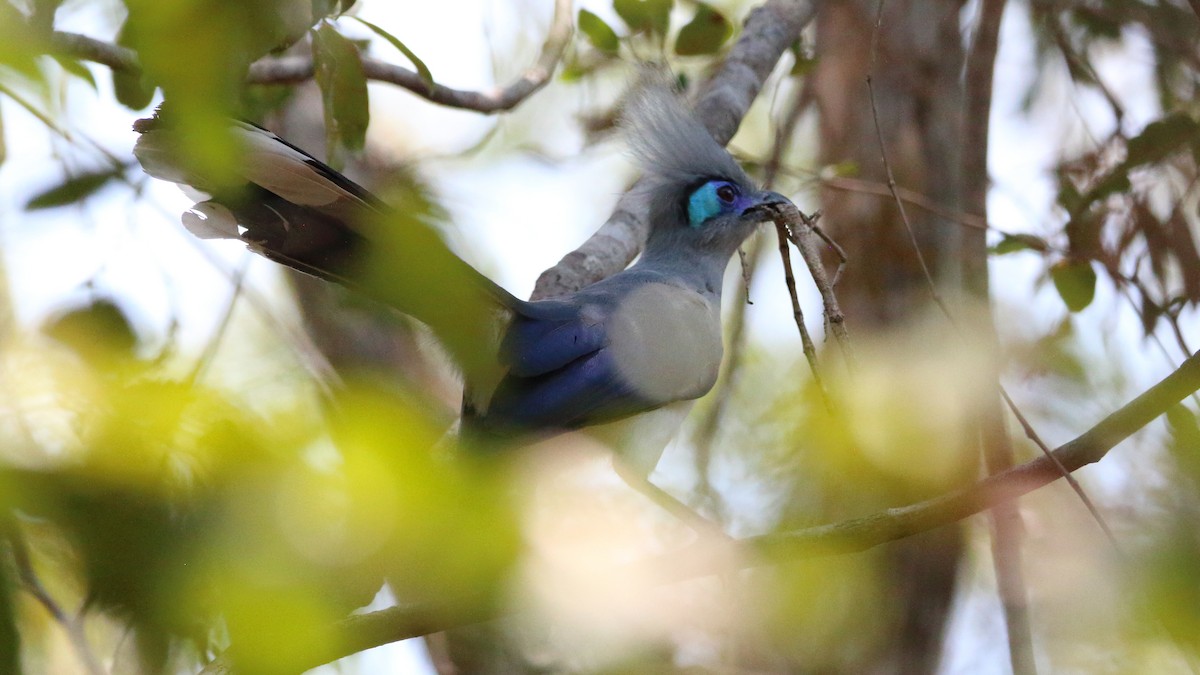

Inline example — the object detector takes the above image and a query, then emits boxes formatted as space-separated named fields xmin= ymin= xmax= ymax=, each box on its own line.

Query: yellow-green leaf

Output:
xmin=578 ymin=9 xmax=620 ymax=54
xmin=991 ymin=233 xmax=1050 ymax=255
xmin=614 ymin=0 xmax=671 ymax=37
xmin=312 ymin=22 xmax=370 ymax=157
xmin=350 ymin=16 xmax=434 ymax=91
xmin=1050 ymin=259 xmax=1097 ymax=313
xmin=675 ymin=3 xmax=732 ymax=56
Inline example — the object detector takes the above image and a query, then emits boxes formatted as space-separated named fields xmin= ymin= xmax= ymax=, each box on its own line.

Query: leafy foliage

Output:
xmin=578 ymin=9 xmax=620 ymax=55
xmin=312 ymin=21 xmax=370 ymax=159
xmin=674 ymin=3 xmax=732 ymax=56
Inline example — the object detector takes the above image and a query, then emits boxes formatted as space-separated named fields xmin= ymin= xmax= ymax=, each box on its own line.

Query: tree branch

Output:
xmin=245 ymin=0 xmax=573 ymax=112
xmin=531 ymin=0 xmax=819 ymax=299
xmin=199 ymin=348 xmax=1200 ymax=674
xmin=48 ymin=0 xmax=572 ymax=114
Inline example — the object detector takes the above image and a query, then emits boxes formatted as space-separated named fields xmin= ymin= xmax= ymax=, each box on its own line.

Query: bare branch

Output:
xmin=771 ymin=203 xmax=855 ymax=368
xmin=50 ymin=30 xmax=139 ymax=73
xmin=531 ymin=0 xmax=819 ymax=299
xmin=48 ymin=0 xmax=572 ymax=114
xmin=246 ymin=0 xmax=573 ymax=112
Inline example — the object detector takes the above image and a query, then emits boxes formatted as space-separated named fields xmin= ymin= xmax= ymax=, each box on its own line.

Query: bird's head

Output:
xmin=622 ymin=75 xmax=792 ymax=261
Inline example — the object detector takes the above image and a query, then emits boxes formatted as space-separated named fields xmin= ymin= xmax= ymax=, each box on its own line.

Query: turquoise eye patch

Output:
xmin=687 ymin=181 xmax=737 ymax=227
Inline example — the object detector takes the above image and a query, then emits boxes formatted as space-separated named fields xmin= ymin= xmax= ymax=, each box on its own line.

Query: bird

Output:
xmin=133 ymin=77 xmax=792 ymax=479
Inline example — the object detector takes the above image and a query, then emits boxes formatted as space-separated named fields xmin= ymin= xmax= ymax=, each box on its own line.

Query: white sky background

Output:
xmin=1 ymin=0 xmax=1197 ymax=672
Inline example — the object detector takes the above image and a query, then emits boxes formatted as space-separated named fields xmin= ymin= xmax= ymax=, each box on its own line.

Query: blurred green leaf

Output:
xmin=1126 ymin=113 xmax=1200 ymax=168
xmin=351 ymin=16 xmax=434 ymax=90
xmin=43 ymin=298 xmax=139 ymax=365
xmin=579 ymin=9 xmax=620 ymax=54
xmin=1167 ymin=405 xmax=1200 ymax=484
xmin=0 ymin=549 xmax=17 ymax=675
xmin=25 ymin=167 xmax=124 ymax=210
xmin=991 ymin=233 xmax=1050 ymax=255
xmin=675 ymin=3 xmax=732 ymax=56
xmin=1050 ymin=259 xmax=1097 ymax=312
xmin=112 ymin=68 xmax=156 ymax=110
xmin=121 ymin=0 xmax=318 ymax=178
xmin=111 ymin=22 xmax=155 ymax=110
xmin=51 ymin=56 xmax=97 ymax=91
xmin=789 ymin=39 xmax=817 ymax=76
xmin=614 ymin=0 xmax=671 ymax=37
xmin=312 ymin=22 xmax=370 ymax=157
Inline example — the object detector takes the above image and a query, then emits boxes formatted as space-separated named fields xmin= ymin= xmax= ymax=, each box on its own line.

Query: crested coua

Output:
xmin=134 ymin=80 xmax=792 ymax=476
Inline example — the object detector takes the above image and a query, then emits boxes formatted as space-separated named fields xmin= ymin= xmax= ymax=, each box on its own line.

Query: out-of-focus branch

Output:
xmin=50 ymin=31 xmax=139 ymax=72
xmin=200 ymin=347 xmax=1200 ymax=674
xmin=245 ymin=0 xmax=573 ymax=112
xmin=47 ymin=0 xmax=572 ymax=114
xmin=531 ymin=0 xmax=819 ymax=299
xmin=3 ymin=523 xmax=104 ymax=675
xmin=962 ymin=0 xmax=1036 ymax=671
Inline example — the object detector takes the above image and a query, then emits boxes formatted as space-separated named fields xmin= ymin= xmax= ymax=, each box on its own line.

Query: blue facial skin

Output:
xmin=687 ymin=180 xmax=748 ymax=227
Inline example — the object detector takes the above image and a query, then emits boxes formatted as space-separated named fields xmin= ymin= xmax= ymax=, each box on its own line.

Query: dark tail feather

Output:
xmin=133 ymin=113 xmax=520 ymax=377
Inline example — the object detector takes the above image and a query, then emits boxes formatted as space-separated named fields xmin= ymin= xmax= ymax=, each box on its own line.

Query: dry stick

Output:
xmin=778 ymin=205 xmax=855 ymax=369
xmin=198 ymin=348 xmax=1200 ymax=675
xmin=773 ymin=220 xmax=829 ymax=406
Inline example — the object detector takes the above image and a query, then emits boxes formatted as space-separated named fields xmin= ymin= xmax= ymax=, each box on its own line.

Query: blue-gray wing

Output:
xmin=480 ymin=299 xmax=651 ymax=433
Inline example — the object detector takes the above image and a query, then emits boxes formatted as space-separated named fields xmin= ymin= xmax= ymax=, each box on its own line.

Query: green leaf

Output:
xmin=111 ymin=64 xmax=155 ymax=110
xmin=614 ymin=0 xmax=671 ymax=37
xmin=789 ymin=40 xmax=817 ymax=76
xmin=312 ymin=22 xmax=370 ymax=156
xmin=0 ymin=547 xmax=17 ymax=675
xmin=675 ymin=3 xmax=732 ymax=56
xmin=52 ymin=55 xmax=98 ymax=91
xmin=1050 ymin=259 xmax=1097 ymax=313
xmin=350 ymin=16 xmax=434 ymax=91
xmin=1167 ymin=405 xmax=1200 ymax=483
xmin=991 ymin=233 xmax=1050 ymax=255
xmin=1126 ymin=113 xmax=1200 ymax=168
xmin=578 ymin=9 xmax=620 ymax=54
xmin=25 ymin=168 xmax=123 ymax=210
xmin=111 ymin=22 xmax=155 ymax=110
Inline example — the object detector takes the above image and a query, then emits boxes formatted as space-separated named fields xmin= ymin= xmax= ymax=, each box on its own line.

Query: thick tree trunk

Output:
xmin=805 ymin=1 xmax=972 ymax=673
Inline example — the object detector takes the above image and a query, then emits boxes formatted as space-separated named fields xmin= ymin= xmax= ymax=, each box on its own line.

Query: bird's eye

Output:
xmin=716 ymin=184 xmax=737 ymax=203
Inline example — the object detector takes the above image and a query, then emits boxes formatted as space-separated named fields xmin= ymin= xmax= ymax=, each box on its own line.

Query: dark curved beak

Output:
xmin=741 ymin=190 xmax=793 ymax=219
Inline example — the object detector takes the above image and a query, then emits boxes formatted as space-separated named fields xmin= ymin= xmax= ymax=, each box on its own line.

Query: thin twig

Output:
xmin=999 ymin=385 xmax=1120 ymax=547
xmin=185 ymin=256 xmax=249 ymax=386
xmin=3 ymin=524 xmax=106 ymax=675
xmin=774 ymin=221 xmax=829 ymax=407
xmin=772 ymin=203 xmax=855 ymax=369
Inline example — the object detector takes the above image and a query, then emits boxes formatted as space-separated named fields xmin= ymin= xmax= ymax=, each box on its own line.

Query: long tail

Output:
xmin=133 ymin=113 xmax=518 ymax=375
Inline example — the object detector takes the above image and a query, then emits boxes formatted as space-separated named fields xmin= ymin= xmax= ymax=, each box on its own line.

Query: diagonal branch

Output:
xmin=200 ymin=347 xmax=1200 ymax=674
xmin=531 ymin=0 xmax=819 ymax=299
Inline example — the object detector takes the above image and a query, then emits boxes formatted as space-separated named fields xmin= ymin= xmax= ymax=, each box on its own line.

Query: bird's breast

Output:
xmin=607 ymin=283 xmax=723 ymax=404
